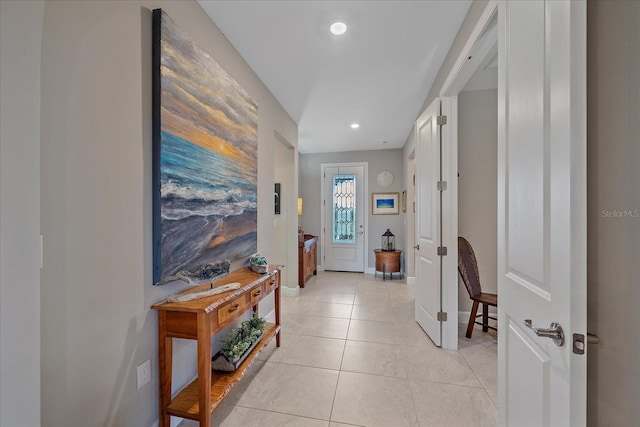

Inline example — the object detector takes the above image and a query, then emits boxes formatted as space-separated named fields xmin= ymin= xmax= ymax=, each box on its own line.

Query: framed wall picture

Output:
xmin=372 ymin=192 xmax=400 ymax=215
xmin=152 ymin=9 xmax=258 ymax=285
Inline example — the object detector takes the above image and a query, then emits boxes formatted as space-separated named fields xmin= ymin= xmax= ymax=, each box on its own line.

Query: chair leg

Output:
xmin=482 ymin=303 xmax=489 ymax=332
xmin=466 ymin=301 xmax=479 ymax=338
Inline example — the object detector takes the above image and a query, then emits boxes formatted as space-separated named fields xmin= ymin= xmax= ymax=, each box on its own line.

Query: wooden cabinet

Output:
xmin=374 ymin=249 xmax=402 ymax=280
xmin=298 ymin=234 xmax=317 ymax=288
xmin=152 ymin=266 xmax=282 ymax=427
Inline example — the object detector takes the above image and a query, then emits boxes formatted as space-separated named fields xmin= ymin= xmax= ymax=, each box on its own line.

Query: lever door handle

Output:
xmin=413 ymin=244 xmax=420 ymax=250
xmin=524 ymin=319 xmax=564 ymax=346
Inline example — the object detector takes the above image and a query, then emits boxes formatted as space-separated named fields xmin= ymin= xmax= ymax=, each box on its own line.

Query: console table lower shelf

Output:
xmin=167 ymin=323 xmax=280 ymax=420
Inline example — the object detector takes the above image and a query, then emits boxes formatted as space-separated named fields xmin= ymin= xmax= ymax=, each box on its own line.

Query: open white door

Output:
xmin=498 ymin=1 xmax=587 ymax=425
xmin=415 ymin=99 xmax=443 ymax=346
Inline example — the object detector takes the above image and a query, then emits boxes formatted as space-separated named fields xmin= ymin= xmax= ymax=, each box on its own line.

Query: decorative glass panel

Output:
xmin=332 ymin=174 xmax=356 ymax=244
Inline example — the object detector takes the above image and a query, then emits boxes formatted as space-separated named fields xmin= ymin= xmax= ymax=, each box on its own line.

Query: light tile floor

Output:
xmin=180 ymin=271 xmax=497 ymax=427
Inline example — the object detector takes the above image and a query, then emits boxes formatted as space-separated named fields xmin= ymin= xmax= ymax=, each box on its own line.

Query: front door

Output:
xmin=414 ymin=99 xmax=443 ymax=346
xmin=322 ymin=164 xmax=366 ymax=272
xmin=498 ymin=1 xmax=587 ymax=425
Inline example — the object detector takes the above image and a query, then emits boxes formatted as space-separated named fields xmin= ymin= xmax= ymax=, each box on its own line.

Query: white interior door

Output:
xmin=498 ymin=1 xmax=587 ymax=425
xmin=322 ymin=164 xmax=366 ymax=272
xmin=415 ymin=99 xmax=442 ymax=346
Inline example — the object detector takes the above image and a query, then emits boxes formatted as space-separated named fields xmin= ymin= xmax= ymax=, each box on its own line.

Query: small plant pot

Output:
xmin=249 ymin=262 xmax=268 ymax=274
xmin=212 ymin=333 xmax=264 ymax=372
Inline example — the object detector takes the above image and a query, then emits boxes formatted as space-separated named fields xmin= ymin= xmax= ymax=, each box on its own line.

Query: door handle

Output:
xmin=524 ymin=319 xmax=564 ymax=346
xmin=413 ymin=244 xmax=420 ymax=250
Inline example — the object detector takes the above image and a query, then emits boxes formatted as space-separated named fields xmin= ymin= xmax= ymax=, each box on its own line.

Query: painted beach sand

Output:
xmin=155 ymin=11 xmax=257 ymax=283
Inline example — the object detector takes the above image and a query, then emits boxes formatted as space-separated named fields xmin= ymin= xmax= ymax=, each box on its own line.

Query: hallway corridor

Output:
xmin=182 ymin=271 xmax=497 ymax=426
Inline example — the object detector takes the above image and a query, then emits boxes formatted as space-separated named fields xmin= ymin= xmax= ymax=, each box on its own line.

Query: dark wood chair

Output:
xmin=458 ymin=236 xmax=498 ymax=338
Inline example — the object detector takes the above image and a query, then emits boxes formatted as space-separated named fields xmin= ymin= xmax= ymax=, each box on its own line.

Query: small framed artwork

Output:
xmin=402 ymin=190 xmax=407 ymax=213
xmin=372 ymin=192 xmax=400 ymax=215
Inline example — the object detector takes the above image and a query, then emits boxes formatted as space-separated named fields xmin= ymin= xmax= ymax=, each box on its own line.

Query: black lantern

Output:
xmin=382 ymin=229 xmax=395 ymax=252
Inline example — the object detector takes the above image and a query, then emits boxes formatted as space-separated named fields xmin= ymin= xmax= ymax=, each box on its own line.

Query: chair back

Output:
xmin=458 ymin=236 xmax=482 ymax=298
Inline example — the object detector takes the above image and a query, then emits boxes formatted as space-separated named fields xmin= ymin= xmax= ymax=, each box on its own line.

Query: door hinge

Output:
xmin=437 ymin=312 xmax=448 ymax=322
xmin=437 ymin=246 xmax=448 ymax=256
xmin=437 ymin=115 xmax=447 ymax=126
xmin=437 ymin=181 xmax=447 ymax=191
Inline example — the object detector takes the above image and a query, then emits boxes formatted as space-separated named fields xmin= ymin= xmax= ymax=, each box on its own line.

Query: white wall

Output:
xmin=586 ymin=1 xmax=640 ymax=424
xmin=38 ymin=1 xmax=296 ymax=425
xmin=457 ymin=89 xmax=497 ymax=312
xmin=0 ymin=2 xmax=45 ymax=425
xmin=299 ymin=149 xmax=405 ymax=272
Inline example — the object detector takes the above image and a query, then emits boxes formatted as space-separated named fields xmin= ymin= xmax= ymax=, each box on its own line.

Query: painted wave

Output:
xmin=160 ymin=131 xmax=256 ymax=221
xmin=159 ymin=131 xmax=257 ymax=278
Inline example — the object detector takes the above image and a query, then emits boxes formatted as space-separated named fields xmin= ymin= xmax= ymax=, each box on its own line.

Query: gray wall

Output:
xmin=401 ymin=0 xmax=494 ymax=283
xmin=38 ymin=1 xmax=296 ymax=426
xmin=299 ymin=149 xmax=405 ymax=272
xmin=0 ymin=1 xmax=44 ymax=425
xmin=457 ymin=89 xmax=497 ymax=312
xmin=586 ymin=1 xmax=640 ymax=425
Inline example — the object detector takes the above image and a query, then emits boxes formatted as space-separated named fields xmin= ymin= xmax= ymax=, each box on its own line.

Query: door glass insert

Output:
xmin=332 ymin=174 xmax=356 ymax=244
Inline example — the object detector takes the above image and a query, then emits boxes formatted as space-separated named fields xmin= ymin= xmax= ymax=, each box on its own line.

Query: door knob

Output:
xmin=413 ymin=244 xmax=420 ymax=250
xmin=524 ymin=319 xmax=564 ymax=346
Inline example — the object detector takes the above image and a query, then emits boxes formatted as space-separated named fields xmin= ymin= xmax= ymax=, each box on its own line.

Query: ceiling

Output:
xmin=198 ymin=1 xmax=472 ymax=154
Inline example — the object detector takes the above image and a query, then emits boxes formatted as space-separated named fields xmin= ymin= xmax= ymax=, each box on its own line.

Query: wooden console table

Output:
xmin=298 ymin=234 xmax=317 ymax=287
xmin=374 ymin=249 xmax=402 ymax=280
xmin=151 ymin=265 xmax=282 ymax=427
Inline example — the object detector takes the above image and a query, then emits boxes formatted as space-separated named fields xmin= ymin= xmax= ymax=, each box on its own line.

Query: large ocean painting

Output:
xmin=152 ymin=9 xmax=258 ymax=285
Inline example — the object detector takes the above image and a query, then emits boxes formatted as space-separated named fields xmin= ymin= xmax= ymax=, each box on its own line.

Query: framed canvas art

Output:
xmin=152 ymin=9 xmax=258 ymax=285
xmin=372 ymin=192 xmax=399 ymax=215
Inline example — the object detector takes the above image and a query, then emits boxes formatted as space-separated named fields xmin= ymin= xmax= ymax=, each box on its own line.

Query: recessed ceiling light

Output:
xmin=330 ymin=22 xmax=347 ymax=36
xmin=350 ymin=123 xmax=360 ymax=129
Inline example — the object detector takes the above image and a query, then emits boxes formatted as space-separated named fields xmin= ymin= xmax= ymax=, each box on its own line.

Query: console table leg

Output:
xmin=275 ymin=272 xmax=281 ymax=347
xmin=197 ymin=312 xmax=212 ymax=427
xmin=158 ymin=311 xmax=172 ymax=427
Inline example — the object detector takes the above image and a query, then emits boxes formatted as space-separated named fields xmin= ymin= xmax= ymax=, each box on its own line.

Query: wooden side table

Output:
xmin=374 ymin=249 xmax=402 ymax=280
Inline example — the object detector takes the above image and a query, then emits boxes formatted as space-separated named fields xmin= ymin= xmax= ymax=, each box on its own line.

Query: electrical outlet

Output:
xmin=137 ymin=359 xmax=151 ymax=390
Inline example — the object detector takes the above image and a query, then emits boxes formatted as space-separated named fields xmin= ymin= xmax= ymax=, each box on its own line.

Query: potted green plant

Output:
xmin=212 ymin=313 xmax=267 ymax=371
xmin=248 ymin=253 xmax=268 ymax=274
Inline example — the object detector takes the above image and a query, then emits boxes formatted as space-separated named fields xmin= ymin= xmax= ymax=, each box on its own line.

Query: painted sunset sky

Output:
xmin=156 ymin=11 xmax=258 ymax=284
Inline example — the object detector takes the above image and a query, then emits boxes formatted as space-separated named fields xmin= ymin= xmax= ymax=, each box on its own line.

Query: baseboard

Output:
xmin=458 ymin=311 xmax=471 ymax=324
xmin=281 ymin=285 xmax=300 ymax=297
xmin=365 ymin=267 xmax=376 ymax=275
xmin=406 ymin=276 xmax=415 ymax=285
